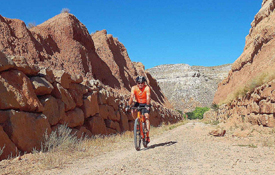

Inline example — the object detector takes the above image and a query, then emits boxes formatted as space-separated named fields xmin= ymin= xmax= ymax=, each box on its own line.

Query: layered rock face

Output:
xmin=0 ymin=54 xmax=182 ymax=160
xmin=214 ymin=0 xmax=275 ymax=104
xmin=204 ymin=0 xmax=275 ymax=129
xmin=147 ymin=64 xmax=231 ymax=112
xmin=205 ymin=79 xmax=275 ymax=128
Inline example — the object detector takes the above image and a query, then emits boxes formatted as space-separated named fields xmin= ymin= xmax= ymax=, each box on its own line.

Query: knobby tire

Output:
xmin=134 ymin=118 xmax=141 ymax=151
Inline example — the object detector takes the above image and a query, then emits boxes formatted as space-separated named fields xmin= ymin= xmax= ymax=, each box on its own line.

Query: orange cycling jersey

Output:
xmin=132 ymin=85 xmax=150 ymax=104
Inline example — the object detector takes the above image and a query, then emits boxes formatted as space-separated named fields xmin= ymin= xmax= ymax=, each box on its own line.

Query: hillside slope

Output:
xmin=147 ymin=64 xmax=231 ymax=112
xmin=214 ymin=0 xmax=275 ymax=104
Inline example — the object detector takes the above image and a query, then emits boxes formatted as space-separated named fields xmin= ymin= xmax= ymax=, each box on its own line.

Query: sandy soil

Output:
xmin=25 ymin=121 xmax=275 ymax=175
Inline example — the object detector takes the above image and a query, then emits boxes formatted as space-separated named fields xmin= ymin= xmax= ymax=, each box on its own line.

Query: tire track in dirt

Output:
xmin=42 ymin=122 xmax=275 ymax=175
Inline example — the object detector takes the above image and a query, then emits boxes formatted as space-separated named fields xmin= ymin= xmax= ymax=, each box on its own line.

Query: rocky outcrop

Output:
xmin=0 ymin=14 xmax=169 ymax=107
xmin=92 ymin=30 xmax=136 ymax=91
xmin=214 ymin=0 xmax=275 ymax=104
xmin=0 ymin=54 xmax=182 ymax=160
xmin=147 ymin=64 xmax=231 ymax=112
xmin=205 ymin=79 xmax=275 ymax=128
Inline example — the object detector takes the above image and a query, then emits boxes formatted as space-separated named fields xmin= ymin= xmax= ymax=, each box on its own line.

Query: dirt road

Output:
xmin=40 ymin=122 xmax=275 ymax=175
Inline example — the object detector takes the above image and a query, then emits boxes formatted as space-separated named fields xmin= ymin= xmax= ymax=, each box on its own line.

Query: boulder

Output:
xmin=74 ymin=126 xmax=92 ymax=138
xmin=4 ymin=110 xmax=51 ymax=152
xmin=86 ymin=116 xmax=107 ymax=135
xmin=31 ymin=76 xmax=54 ymax=96
xmin=99 ymin=105 xmax=119 ymax=121
xmin=39 ymin=68 xmax=55 ymax=83
xmin=52 ymin=82 xmax=76 ymax=111
xmin=52 ymin=70 xmax=72 ymax=89
xmin=0 ymin=70 xmax=43 ymax=112
xmin=0 ymin=125 xmax=18 ymax=160
xmin=61 ymin=108 xmax=84 ymax=128
xmin=0 ymin=51 xmax=15 ymax=72
xmin=209 ymin=128 xmax=226 ymax=137
xmin=39 ymin=95 xmax=60 ymax=125
xmin=10 ymin=56 xmax=39 ymax=76
xmin=0 ymin=110 xmax=10 ymax=124
xmin=68 ymin=83 xmax=87 ymax=107
xmin=105 ymin=120 xmax=121 ymax=132
xmin=119 ymin=111 xmax=129 ymax=131
xmin=82 ymin=92 xmax=99 ymax=118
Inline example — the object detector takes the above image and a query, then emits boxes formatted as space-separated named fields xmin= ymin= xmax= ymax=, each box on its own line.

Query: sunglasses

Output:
xmin=137 ymin=82 xmax=144 ymax=85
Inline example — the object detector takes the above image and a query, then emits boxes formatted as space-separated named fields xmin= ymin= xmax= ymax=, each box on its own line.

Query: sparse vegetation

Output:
xmin=186 ymin=107 xmax=210 ymax=120
xmin=236 ymin=144 xmax=257 ymax=148
xmin=28 ymin=121 xmax=187 ymax=170
xmin=27 ymin=22 xmax=36 ymax=29
xmin=0 ymin=145 xmax=5 ymax=157
xmin=176 ymin=109 xmax=187 ymax=119
xmin=211 ymin=103 xmax=219 ymax=112
xmin=204 ymin=120 xmax=219 ymax=125
xmin=222 ymin=70 xmax=275 ymax=105
xmin=61 ymin=8 xmax=70 ymax=13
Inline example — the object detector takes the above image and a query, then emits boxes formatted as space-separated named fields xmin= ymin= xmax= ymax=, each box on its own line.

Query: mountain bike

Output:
xmin=131 ymin=106 xmax=149 ymax=151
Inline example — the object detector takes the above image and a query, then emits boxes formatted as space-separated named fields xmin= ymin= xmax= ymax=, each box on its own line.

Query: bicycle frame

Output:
xmin=132 ymin=106 xmax=148 ymax=150
xmin=137 ymin=109 xmax=146 ymax=139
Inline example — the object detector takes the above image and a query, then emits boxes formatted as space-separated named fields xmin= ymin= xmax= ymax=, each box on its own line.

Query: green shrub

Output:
xmin=186 ymin=107 xmax=210 ymax=120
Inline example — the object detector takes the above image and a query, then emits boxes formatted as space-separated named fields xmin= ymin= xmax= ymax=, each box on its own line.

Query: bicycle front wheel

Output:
xmin=134 ymin=118 xmax=141 ymax=151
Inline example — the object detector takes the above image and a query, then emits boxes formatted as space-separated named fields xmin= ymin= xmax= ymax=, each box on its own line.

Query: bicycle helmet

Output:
xmin=136 ymin=76 xmax=146 ymax=83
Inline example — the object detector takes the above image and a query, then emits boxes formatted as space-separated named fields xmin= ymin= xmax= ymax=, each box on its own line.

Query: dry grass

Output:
xmin=222 ymin=70 xmax=275 ymax=105
xmin=0 ymin=146 xmax=4 ymax=157
xmin=0 ymin=120 xmax=187 ymax=174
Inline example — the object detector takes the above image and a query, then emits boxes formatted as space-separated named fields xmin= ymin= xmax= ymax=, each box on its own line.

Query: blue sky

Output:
xmin=0 ymin=0 xmax=261 ymax=69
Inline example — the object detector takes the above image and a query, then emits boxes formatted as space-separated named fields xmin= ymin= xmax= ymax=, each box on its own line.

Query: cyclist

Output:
xmin=127 ymin=76 xmax=151 ymax=144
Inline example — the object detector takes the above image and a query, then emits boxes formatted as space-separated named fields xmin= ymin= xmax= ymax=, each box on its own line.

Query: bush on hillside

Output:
xmin=186 ymin=107 xmax=210 ymax=120
xmin=61 ymin=8 xmax=70 ymax=13
xmin=27 ymin=22 xmax=36 ymax=29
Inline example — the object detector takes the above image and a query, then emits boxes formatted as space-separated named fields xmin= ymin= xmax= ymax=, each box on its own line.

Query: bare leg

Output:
xmin=145 ymin=113 xmax=150 ymax=137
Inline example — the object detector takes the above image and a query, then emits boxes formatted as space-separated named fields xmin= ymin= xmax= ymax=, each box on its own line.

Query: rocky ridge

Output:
xmin=147 ymin=64 xmax=231 ymax=112
xmin=0 ymin=13 xmax=170 ymax=107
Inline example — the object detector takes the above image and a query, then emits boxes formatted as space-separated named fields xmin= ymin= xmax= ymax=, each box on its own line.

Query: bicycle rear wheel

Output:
xmin=134 ymin=118 xmax=141 ymax=151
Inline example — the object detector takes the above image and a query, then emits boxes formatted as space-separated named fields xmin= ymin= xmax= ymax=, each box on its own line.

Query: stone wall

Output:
xmin=0 ymin=55 xmax=182 ymax=160
xmin=205 ymin=79 xmax=275 ymax=127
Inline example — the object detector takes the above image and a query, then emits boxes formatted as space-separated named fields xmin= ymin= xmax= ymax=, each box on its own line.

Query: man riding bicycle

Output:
xmin=127 ymin=76 xmax=151 ymax=144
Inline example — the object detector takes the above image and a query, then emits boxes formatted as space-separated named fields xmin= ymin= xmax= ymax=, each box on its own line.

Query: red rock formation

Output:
xmin=214 ymin=0 xmax=275 ymax=104
xmin=92 ymin=30 xmax=136 ymax=90
xmin=0 ymin=13 xmax=170 ymax=106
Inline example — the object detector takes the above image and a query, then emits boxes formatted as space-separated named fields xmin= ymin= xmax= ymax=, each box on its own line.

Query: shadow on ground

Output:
xmin=145 ymin=141 xmax=177 ymax=150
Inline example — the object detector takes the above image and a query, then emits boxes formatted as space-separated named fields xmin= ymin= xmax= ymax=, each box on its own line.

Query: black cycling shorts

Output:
xmin=134 ymin=102 xmax=150 ymax=114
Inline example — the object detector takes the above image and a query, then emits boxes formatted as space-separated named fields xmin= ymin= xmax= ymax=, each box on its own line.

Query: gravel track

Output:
xmin=41 ymin=122 xmax=275 ymax=175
